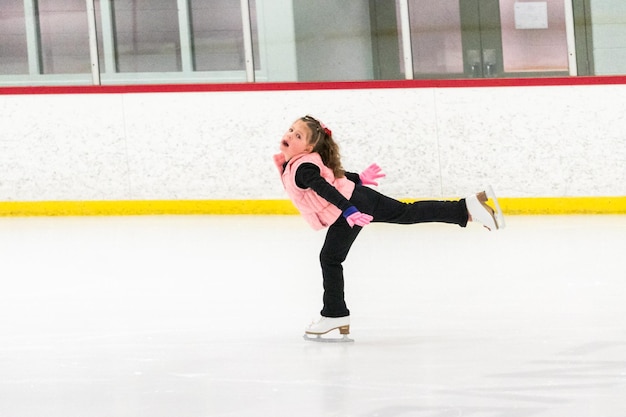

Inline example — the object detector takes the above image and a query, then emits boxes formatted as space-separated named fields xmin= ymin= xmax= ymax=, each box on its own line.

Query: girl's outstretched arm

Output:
xmin=296 ymin=163 xmax=372 ymax=228
xmin=295 ymin=163 xmax=354 ymax=212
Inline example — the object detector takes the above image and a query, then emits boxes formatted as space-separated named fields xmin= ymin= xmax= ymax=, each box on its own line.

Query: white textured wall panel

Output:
xmin=0 ymin=94 xmax=129 ymax=200
xmin=435 ymin=85 xmax=626 ymax=197
xmin=1 ymin=84 xmax=625 ymax=202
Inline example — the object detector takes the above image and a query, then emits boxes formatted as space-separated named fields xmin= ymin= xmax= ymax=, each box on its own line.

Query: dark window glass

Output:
xmin=190 ymin=0 xmax=259 ymax=71
xmin=0 ymin=0 xmax=29 ymax=74
xmin=38 ymin=0 xmax=90 ymax=74
xmin=112 ymin=0 xmax=181 ymax=72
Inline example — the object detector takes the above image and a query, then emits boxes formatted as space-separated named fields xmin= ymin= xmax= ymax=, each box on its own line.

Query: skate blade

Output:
xmin=303 ymin=333 xmax=354 ymax=343
xmin=485 ymin=185 xmax=505 ymax=230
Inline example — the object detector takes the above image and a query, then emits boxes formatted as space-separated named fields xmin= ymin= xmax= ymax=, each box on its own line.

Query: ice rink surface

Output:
xmin=1 ymin=214 xmax=625 ymax=417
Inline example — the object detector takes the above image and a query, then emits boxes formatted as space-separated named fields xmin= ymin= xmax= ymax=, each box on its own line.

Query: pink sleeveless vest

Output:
xmin=281 ymin=153 xmax=355 ymax=230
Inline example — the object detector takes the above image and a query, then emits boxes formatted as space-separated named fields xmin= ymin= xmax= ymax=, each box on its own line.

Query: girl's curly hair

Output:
xmin=300 ymin=115 xmax=345 ymax=178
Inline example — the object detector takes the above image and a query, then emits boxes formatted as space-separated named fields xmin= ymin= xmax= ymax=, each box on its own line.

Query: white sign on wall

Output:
xmin=514 ymin=2 xmax=548 ymax=29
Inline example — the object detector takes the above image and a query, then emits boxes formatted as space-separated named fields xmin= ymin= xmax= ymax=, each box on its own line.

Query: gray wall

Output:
xmin=591 ymin=0 xmax=626 ymax=74
xmin=293 ymin=0 xmax=374 ymax=81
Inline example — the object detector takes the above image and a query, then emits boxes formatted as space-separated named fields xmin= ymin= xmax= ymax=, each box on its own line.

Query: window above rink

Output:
xmin=0 ymin=0 xmax=624 ymax=87
xmin=0 ymin=0 xmax=263 ymax=86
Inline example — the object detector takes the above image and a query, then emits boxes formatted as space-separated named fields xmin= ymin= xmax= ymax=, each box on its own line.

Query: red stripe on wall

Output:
xmin=1 ymin=76 xmax=626 ymax=95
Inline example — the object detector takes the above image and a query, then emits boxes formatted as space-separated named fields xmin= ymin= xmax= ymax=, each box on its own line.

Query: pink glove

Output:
xmin=273 ymin=153 xmax=286 ymax=174
xmin=346 ymin=211 xmax=373 ymax=228
xmin=360 ymin=163 xmax=385 ymax=186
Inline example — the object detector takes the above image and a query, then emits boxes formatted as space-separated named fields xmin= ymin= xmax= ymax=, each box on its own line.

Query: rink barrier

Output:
xmin=0 ymin=197 xmax=625 ymax=216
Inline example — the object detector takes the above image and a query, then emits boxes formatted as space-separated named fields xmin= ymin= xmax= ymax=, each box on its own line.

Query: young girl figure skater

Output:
xmin=273 ymin=115 xmax=504 ymax=341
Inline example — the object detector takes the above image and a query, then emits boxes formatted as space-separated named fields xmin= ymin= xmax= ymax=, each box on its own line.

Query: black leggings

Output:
xmin=319 ymin=186 xmax=469 ymax=318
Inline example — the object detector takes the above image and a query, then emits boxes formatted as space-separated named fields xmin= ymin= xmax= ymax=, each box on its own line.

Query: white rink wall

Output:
xmin=1 ymin=83 xmax=626 ymax=202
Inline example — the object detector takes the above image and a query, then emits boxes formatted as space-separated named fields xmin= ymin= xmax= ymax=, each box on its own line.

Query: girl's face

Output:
xmin=279 ymin=119 xmax=313 ymax=161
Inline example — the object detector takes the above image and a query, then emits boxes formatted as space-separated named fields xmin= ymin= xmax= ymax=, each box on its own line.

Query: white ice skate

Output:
xmin=303 ymin=316 xmax=354 ymax=343
xmin=466 ymin=185 xmax=505 ymax=231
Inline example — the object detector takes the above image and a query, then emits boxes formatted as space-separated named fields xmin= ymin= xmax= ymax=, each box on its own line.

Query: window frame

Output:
xmin=0 ymin=0 xmax=261 ymax=86
xmin=0 ymin=0 xmax=592 ymax=86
